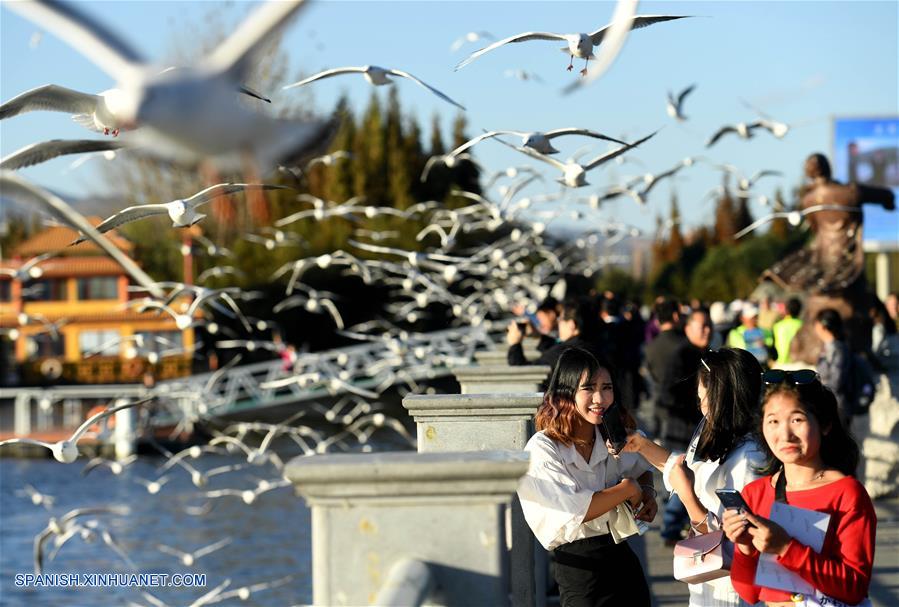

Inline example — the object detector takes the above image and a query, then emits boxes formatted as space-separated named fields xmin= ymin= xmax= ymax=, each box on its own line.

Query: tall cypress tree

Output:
xmin=734 ymin=196 xmax=754 ymax=237
xmin=714 ymin=179 xmax=737 ymax=244
xmin=323 ymin=97 xmax=357 ymax=204
xmin=450 ymin=112 xmax=481 ymax=195
xmin=667 ymin=192 xmax=685 ymax=262
xmin=385 ymin=87 xmax=413 ymax=209
xmin=768 ymin=187 xmax=790 ymax=240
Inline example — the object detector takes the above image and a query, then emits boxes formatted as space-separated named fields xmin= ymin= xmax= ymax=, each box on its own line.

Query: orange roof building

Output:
xmin=0 ymin=219 xmax=196 ymax=385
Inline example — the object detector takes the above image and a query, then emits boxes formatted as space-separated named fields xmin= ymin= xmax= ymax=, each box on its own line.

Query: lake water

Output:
xmin=0 ymin=453 xmax=314 ymax=606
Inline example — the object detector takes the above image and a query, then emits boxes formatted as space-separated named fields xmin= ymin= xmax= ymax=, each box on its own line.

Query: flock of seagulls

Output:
xmin=0 ymin=1 xmax=811 ymax=603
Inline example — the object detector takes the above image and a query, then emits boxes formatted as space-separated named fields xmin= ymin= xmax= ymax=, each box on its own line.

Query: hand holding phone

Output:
xmin=715 ymin=488 xmax=756 ymax=525
xmin=599 ymin=403 xmax=627 ymax=455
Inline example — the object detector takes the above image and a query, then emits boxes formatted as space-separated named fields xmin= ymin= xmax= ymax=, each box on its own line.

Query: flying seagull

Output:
xmin=284 ymin=65 xmax=465 ymax=110
xmin=455 ymin=15 xmax=692 ymax=75
xmin=706 ymin=119 xmax=789 ymax=148
xmin=71 ymin=183 xmax=289 ymax=244
xmin=0 ymin=139 xmax=124 ymax=170
xmin=0 ymin=399 xmax=149 ymax=463
xmin=4 ymin=0 xmax=320 ymax=169
xmin=496 ymin=130 xmax=658 ymax=188
xmin=734 ymin=204 xmax=862 ymax=239
xmin=666 ymin=84 xmax=696 ymax=121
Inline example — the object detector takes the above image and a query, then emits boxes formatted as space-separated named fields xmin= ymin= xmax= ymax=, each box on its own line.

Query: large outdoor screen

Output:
xmin=833 ymin=116 xmax=899 ymax=244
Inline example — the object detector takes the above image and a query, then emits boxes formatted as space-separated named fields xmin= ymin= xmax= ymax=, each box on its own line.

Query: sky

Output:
xmin=1 ymin=0 xmax=897 ymax=242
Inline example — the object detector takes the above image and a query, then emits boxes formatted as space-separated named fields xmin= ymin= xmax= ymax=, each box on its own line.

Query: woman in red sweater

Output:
xmin=722 ymin=371 xmax=876 ymax=606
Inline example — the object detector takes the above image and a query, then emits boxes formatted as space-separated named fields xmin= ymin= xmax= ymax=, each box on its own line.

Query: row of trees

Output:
xmin=596 ymin=185 xmax=807 ymax=303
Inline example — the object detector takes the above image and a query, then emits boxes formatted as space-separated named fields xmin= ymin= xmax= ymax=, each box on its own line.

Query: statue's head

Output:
xmin=805 ymin=153 xmax=832 ymax=180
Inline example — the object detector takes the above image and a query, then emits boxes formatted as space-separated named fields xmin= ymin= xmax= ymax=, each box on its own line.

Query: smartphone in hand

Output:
xmin=715 ymin=488 xmax=756 ymax=525
xmin=600 ymin=402 xmax=628 ymax=455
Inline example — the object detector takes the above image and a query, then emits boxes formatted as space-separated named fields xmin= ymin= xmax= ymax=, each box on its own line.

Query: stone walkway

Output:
xmin=633 ymin=497 xmax=899 ymax=606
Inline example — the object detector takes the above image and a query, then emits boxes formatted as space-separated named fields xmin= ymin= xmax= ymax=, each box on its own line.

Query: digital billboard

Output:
xmin=832 ymin=116 xmax=899 ymax=244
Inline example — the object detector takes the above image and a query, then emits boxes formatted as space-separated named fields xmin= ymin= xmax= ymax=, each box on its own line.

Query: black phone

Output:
xmin=600 ymin=402 xmax=628 ymax=455
xmin=715 ymin=488 xmax=753 ymax=516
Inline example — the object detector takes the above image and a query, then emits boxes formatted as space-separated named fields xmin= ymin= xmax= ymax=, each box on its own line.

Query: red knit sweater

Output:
xmin=730 ymin=475 xmax=876 ymax=605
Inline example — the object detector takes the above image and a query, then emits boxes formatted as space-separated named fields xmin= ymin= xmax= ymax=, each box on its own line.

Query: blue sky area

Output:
xmin=1 ymin=1 xmax=897 ymax=241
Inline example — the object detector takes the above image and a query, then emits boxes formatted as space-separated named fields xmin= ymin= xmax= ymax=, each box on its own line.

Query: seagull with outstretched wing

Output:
xmin=4 ymin=0 xmax=320 ymax=170
xmin=666 ymin=84 xmax=696 ymax=121
xmin=1 ymin=139 xmax=124 ymax=170
xmin=495 ymin=130 xmax=658 ymax=188
xmin=70 ymin=183 xmax=288 ymax=244
xmin=455 ymin=15 xmax=691 ymax=75
xmin=284 ymin=65 xmax=465 ymax=110
xmin=734 ymin=204 xmax=862 ymax=239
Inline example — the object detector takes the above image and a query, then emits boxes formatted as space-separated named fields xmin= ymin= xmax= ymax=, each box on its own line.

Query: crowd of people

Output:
xmin=509 ymin=289 xmax=896 ymax=607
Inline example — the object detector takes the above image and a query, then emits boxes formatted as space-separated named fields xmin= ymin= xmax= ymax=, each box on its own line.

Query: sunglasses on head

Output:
xmin=762 ymin=369 xmax=818 ymax=385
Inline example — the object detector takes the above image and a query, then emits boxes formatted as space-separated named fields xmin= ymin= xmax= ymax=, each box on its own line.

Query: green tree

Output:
xmin=666 ymin=192 xmax=684 ymax=263
xmin=714 ymin=183 xmax=737 ymax=244
xmin=385 ymin=88 xmax=414 ymax=209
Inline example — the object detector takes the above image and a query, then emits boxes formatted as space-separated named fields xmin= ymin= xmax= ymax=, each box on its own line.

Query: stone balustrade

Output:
xmin=286 ymin=450 xmax=530 ymax=607
xmin=451 ymin=364 xmax=550 ymax=394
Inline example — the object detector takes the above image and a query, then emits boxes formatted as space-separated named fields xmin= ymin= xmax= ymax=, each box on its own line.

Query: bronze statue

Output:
xmin=762 ymin=153 xmax=895 ymax=363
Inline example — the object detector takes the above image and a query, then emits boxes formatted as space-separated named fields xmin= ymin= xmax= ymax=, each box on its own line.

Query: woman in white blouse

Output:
xmin=518 ymin=348 xmax=657 ymax=607
xmin=624 ymin=347 xmax=766 ymax=607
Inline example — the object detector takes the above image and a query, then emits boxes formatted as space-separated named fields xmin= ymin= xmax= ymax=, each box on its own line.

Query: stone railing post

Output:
xmin=286 ymin=450 xmax=530 ymax=607
xmin=451 ymin=365 xmax=551 ymax=394
xmin=402 ymin=393 xmax=546 ymax=607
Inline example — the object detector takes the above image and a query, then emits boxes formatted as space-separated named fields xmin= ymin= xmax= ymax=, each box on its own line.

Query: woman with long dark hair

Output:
xmin=724 ymin=373 xmax=875 ymax=606
xmin=517 ymin=348 xmax=656 ymax=606
xmin=624 ymin=347 xmax=766 ymax=606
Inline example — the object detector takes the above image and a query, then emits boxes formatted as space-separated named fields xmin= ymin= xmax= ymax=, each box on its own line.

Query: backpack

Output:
xmin=847 ymin=353 xmax=877 ymax=415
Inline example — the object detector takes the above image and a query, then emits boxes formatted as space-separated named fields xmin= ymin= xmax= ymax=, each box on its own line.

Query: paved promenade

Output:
xmin=637 ymin=497 xmax=899 ymax=606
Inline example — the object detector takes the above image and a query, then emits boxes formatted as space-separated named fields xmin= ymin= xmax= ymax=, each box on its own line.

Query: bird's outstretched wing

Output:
xmin=205 ymin=0 xmax=309 ymax=78
xmin=677 ymin=83 xmax=696 ymax=106
xmin=706 ymin=125 xmax=737 ymax=148
xmin=0 ymin=84 xmax=99 ymax=120
xmin=283 ymin=67 xmax=367 ymax=90
xmin=72 ymin=204 xmax=168 ymax=244
xmin=583 ymin=130 xmax=658 ymax=172
xmin=1 ymin=139 xmax=123 ymax=171
xmin=5 ymin=0 xmax=145 ymax=79
xmin=493 ymin=137 xmax=566 ymax=171
xmin=451 ymin=130 xmax=526 ymax=157
xmin=589 ymin=15 xmax=692 ymax=45
xmin=69 ymin=399 xmax=149 ymax=443
xmin=184 ymin=183 xmax=290 ymax=209
xmin=734 ymin=214 xmax=785 ymax=239
xmin=455 ymin=32 xmax=567 ymax=70
xmin=386 ymin=69 xmax=466 ymax=110
xmin=543 ymin=128 xmax=628 ymax=145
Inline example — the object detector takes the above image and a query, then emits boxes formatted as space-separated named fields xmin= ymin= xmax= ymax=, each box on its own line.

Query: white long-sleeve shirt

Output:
xmin=662 ymin=424 xmax=766 ymax=606
xmin=517 ymin=427 xmax=651 ymax=551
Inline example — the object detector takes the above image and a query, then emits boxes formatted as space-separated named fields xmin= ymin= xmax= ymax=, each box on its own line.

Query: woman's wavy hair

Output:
xmin=694 ymin=348 xmax=762 ymax=462
xmin=535 ymin=347 xmax=635 ymax=446
xmin=756 ymin=378 xmax=859 ymax=476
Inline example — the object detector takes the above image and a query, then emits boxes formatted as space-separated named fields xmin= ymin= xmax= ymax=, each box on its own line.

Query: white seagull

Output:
xmin=71 ymin=183 xmax=288 ymax=244
xmin=450 ymin=30 xmax=495 ymax=52
xmin=666 ymin=84 xmax=696 ymax=121
xmin=441 ymin=127 xmax=627 ymax=160
xmin=284 ymin=65 xmax=465 ymax=110
xmin=706 ymin=119 xmax=790 ymax=148
xmin=4 ymin=0 xmax=320 ymax=169
xmin=0 ymin=139 xmax=124 ymax=171
xmin=734 ymin=204 xmax=862 ymax=239
xmin=0 ymin=252 xmax=54 ymax=281
xmin=0 ymin=399 xmax=149 ymax=463
xmin=455 ymin=15 xmax=691 ymax=75
xmin=0 ymin=80 xmax=273 ymax=137
xmin=496 ymin=130 xmax=657 ymax=188
xmin=157 ymin=538 xmax=233 ymax=567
